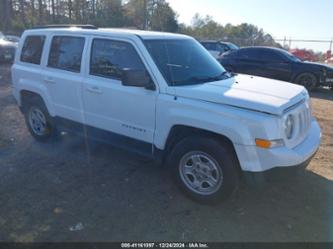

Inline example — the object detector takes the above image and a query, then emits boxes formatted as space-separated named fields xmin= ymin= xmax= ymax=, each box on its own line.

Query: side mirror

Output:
xmin=121 ymin=69 xmax=155 ymax=90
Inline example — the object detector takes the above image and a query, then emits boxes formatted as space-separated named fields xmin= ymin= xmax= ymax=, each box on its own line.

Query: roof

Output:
xmin=24 ymin=27 xmax=190 ymax=40
xmin=240 ymin=46 xmax=285 ymax=52
xmin=200 ymin=40 xmax=233 ymax=44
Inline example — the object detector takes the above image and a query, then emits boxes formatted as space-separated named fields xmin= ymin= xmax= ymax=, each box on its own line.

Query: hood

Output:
xmin=0 ymin=39 xmax=17 ymax=48
xmin=172 ymin=74 xmax=307 ymax=115
xmin=302 ymin=61 xmax=333 ymax=70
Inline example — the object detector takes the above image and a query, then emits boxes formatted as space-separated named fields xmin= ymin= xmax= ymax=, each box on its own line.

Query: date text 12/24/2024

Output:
xmin=121 ymin=242 xmax=209 ymax=248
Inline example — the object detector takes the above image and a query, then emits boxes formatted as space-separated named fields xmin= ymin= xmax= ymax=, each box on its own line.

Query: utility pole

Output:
xmin=283 ymin=36 xmax=286 ymax=47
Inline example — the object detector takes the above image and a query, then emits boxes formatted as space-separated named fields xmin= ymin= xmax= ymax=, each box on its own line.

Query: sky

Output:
xmin=167 ymin=0 xmax=333 ymax=52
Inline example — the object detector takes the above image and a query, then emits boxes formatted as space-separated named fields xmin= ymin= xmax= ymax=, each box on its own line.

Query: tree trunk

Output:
xmin=68 ymin=0 xmax=72 ymax=22
xmin=18 ymin=0 xmax=28 ymax=27
xmin=30 ymin=0 xmax=35 ymax=26
xmin=51 ymin=0 xmax=55 ymax=22
xmin=92 ymin=0 xmax=95 ymax=18
xmin=38 ymin=0 xmax=43 ymax=24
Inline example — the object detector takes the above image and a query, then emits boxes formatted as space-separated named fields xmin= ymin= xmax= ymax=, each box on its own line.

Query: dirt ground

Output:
xmin=0 ymin=64 xmax=332 ymax=242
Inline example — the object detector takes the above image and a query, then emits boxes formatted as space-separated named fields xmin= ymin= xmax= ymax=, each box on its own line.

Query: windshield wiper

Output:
xmin=172 ymin=71 xmax=232 ymax=85
xmin=208 ymin=71 xmax=231 ymax=81
xmin=191 ymin=71 xmax=231 ymax=82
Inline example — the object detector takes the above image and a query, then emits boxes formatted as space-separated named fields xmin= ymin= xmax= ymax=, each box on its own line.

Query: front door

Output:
xmin=82 ymin=37 xmax=157 ymax=156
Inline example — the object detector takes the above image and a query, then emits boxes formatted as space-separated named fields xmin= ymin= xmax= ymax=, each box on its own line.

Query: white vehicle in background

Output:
xmin=4 ymin=35 xmax=20 ymax=43
xmin=200 ymin=40 xmax=239 ymax=59
xmin=11 ymin=25 xmax=321 ymax=203
xmin=0 ymin=32 xmax=17 ymax=64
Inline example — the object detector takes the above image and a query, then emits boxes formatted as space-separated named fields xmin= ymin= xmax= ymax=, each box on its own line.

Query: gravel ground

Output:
xmin=0 ymin=64 xmax=333 ymax=242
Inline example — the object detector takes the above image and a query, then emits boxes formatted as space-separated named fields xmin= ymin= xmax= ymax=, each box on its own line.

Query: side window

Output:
xmin=48 ymin=36 xmax=85 ymax=73
xmin=201 ymin=43 xmax=209 ymax=49
xmin=90 ymin=39 xmax=145 ymax=79
xmin=202 ymin=43 xmax=216 ymax=51
xmin=224 ymin=50 xmax=237 ymax=58
xmin=238 ymin=49 xmax=259 ymax=59
xmin=217 ymin=43 xmax=228 ymax=52
xmin=20 ymin=35 xmax=45 ymax=64
xmin=259 ymin=50 xmax=283 ymax=62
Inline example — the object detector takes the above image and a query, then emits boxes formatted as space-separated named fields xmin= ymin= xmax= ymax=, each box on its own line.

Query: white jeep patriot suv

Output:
xmin=11 ymin=25 xmax=321 ymax=203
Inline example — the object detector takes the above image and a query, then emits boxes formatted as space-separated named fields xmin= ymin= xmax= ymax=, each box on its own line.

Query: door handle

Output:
xmin=86 ymin=85 xmax=103 ymax=94
xmin=44 ymin=77 xmax=55 ymax=84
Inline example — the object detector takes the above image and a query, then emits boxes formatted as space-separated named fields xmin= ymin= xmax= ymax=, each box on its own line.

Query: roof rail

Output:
xmin=31 ymin=24 xmax=98 ymax=30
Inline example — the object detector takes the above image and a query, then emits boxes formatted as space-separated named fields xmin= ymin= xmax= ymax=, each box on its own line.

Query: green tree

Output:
xmin=180 ymin=14 xmax=281 ymax=48
xmin=94 ymin=0 xmax=124 ymax=27
xmin=124 ymin=0 xmax=178 ymax=31
xmin=150 ymin=0 xmax=178 ymax=32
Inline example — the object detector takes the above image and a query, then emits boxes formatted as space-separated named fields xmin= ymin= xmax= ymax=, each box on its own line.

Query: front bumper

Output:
xmin=234 ymin=119 xmax=321 ymax=173
xmin=324 ymin=77 xmax=333 ymax=86
xmin=0 ymin=47 xmax=15 ymax=63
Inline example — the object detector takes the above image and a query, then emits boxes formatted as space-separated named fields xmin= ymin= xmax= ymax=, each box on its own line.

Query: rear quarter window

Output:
xmin=20 ymin=35 xmax=45 ymax=65
xmin=48 ymin=36 xmax=85 ymax=73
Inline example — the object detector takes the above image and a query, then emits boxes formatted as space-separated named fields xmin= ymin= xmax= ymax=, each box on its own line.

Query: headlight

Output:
xmin=284 ymin=114 xmax=294 ymax=139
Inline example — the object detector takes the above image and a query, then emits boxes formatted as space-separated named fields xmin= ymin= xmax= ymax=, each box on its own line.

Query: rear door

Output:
xmin=42 ymin=34 xmax=86 ymax=122
xmin=12 ymin=34 xmax=46 ymax=102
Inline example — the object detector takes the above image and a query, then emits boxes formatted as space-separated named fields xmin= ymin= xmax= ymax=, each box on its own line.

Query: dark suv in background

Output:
xmin=219 ymin=46 xmax=333 ymax=91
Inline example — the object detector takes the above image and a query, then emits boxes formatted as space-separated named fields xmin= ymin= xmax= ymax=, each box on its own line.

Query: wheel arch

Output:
xmin=292 ymin=71 xmax=320 ymax=85
xmin=163 ymin=125 xmax=241 ymax=172
xmin=19 ymin=89 xmax=55 ymax=116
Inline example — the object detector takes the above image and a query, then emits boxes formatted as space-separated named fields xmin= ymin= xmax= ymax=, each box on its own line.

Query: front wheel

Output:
xmin=168 ymin=136 xmax=240 ymax=204
xmin=295 ymin=73 xmax=317 ymax=91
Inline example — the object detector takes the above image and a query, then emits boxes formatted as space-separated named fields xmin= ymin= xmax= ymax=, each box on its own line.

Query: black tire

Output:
xmin=167 ymin=136 xmax=240 ymax=204
xmin=23 ymin=96 xmax=58 ymax=142
xmin=295 ymin=73 xmax=317 ymax=91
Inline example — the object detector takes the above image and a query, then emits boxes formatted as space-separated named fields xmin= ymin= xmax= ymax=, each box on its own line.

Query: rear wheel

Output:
xmin=168 ymin=136 xmax=240 ymax=204
xmin=23 ymin=97 xmax=58 ymax=142
xmin=295 ymin=73 xmax=317 ymax=91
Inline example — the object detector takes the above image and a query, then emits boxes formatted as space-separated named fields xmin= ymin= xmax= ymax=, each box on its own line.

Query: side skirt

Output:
xmin=54 ymin=117 xmax=164 ymax=163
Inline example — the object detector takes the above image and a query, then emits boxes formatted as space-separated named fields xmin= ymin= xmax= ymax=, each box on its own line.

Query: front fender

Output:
xmin=154 ymin=95 xmax=272 ymax=150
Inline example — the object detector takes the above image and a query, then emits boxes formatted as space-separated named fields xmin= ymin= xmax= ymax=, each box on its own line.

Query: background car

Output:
xmin=0 ymin=32 xmax=17 ymax=64
xmin=4 ymin=35 xmax=20 ymax=43
xmin=200 ymin=40 xmax=239 ymax=59
xmin=219 ymin=46 xmax=333 ymax=91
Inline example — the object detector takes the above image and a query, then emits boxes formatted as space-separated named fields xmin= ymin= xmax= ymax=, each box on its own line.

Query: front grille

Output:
xmin=285 ymin=101 xmax=311 ymax=148
xmin=0 ymin=46 xmax=15 ymax=55
xmin=298 ymin=105 xmax=311 ymax=138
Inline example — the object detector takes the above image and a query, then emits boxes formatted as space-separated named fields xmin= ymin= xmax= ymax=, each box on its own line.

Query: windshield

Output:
xmin=280 ymin=49 xmax=301 ymax=62
xmin=144 ymin=39 xmax=228 ymax=86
